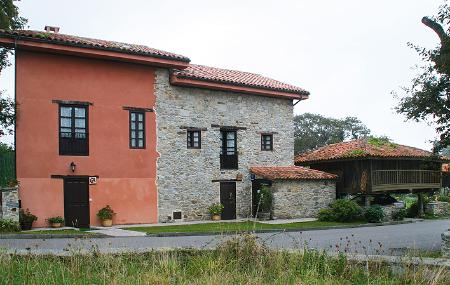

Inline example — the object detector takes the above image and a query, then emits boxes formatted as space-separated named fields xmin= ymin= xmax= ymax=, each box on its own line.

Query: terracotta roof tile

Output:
xmin=0 ymin=29 xmax=190 ymax=62
xmin=250 ymin=166 xmax=337 ymax=180
xmin=172 ymin=64 xmax=309 ymax=96
xmin=295 ymin=139 xmax=448 ymax=164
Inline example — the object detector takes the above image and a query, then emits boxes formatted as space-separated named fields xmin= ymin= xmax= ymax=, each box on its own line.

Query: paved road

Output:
xmin=1 ymin=219 xmax=448 ymax=255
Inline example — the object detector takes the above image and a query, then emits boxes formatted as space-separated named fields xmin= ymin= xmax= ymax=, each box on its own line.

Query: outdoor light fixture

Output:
xmin=70 ymin=162 xmax=76 ymax=172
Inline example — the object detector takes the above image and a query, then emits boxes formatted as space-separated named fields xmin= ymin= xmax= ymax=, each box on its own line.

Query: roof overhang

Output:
xmin=296 ymin=156 xmax=449 ymax=165
xmin=170 ymin=73 xmax=309 ymax=100
xmin=0 ymin=35 xmax=190 ymax=69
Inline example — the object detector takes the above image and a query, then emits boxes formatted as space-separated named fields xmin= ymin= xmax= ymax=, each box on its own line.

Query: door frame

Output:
xmin=220 ymin=181 xmax=236 ymax=220
xmin=251 ymin=179 xmax=272 ymax=217
xmin=63 ymin=176 xmax=90 ymax=228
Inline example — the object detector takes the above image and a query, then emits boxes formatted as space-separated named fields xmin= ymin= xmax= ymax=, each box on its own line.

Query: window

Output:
xmin=261 ymin=134 xmax=273 ymax=151
xmin=220 ymin=130 xmax=238 ymax=169
xmin=59 ymin=105 xmax=89 ymax=155
xmin=187 ymin=130 xmax=201 ymax=149
xmin=129 ymin=111 xmax=145 ymax=149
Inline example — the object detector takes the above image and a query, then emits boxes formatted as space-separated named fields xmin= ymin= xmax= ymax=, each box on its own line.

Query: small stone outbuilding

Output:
xmin=250 ymin=166 xmax=337 ymax=219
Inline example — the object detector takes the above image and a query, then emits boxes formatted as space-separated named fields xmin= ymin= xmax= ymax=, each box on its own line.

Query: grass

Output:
xmin=125 ymin=220 xmax=365 ymax=234
xmin=0 ymin=234 xmax=448 ymax=284
xmin=18 ymin=229 xmax=93 ymax=235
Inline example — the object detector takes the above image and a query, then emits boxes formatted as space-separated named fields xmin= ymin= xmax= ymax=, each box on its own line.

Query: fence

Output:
xmin=0 ymin=151 xmax=15 ymax=187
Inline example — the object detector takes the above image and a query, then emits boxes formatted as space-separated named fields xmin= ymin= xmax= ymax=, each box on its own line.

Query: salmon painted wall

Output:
xmin=16 ymin=50 xmax=158 ymax=227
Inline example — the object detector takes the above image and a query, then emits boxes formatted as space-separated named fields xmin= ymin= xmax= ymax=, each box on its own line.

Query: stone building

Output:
xmin=155 ymin=65 xmax=337 ymax=222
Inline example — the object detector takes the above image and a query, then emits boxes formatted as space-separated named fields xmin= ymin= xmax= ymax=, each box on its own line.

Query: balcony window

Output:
xmin=220 ymin=130 xmax=238 ymax=169
xmin=59 ymin=105 xmax=89 ymax=156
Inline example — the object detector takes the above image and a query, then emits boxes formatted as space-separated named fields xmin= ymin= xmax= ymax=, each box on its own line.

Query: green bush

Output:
xmin=437 ymin=195 xmax=450 ymax=202
xmin=318 ymin=199 xmax=362 ymax=222
xmin=256 ymin=185 xmax=273 ymax=213
xmin=392 ymin=209 xmax=407 ymax=221
xmin=407 ymin=201 xmax=419 ymax=218
xmin=364 ymin=205 xmax=385 ymax=223
xmin=0 ymin=219 xmax=20 ymax=233
xmin=317 ymin=208 xmax=335 ymax=222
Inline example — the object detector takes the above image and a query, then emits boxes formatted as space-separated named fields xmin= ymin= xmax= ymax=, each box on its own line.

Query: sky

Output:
xmin=0 ymin=0 xmax=445 ymax=150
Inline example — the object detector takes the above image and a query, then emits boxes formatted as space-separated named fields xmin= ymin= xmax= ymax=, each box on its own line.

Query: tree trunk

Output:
xmin=417 ymin=193 xmax=424 ymax=217
xmin=422 ymin=17 xmax=450 ymax=44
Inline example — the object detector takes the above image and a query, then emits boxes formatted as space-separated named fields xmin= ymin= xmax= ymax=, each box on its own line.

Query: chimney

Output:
xmin=44 ymin=26 xmax=60 ymax=33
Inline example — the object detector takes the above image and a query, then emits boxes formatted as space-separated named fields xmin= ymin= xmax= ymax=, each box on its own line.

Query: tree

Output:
xmin=294 ymin=113 xmax=370 ymax=154
xmin=395 ymin=2 xmax=450 ymax=152
xmin=0 ymin=0 xmax=27 ymax=137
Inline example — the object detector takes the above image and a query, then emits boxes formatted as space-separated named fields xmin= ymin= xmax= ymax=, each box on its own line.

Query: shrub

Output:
xmin=318 ymin=199 xmax=362 ymax=222
xmin=256 ymin=185 xmax=273 ymax=213
xmin=0 ymin=219 xmax=20 ymax=233
xmin=392 ymin=209 xmax=407 ymax=221
xmin=364 ymin=205 xmax=385 ymax=223
xmin=437 ymin=195 xmax=450 ymax=202
xmin=407 ymin=201 xmax=419 ymax=218
xmin=47 ymin=216 xmax=64 ymax=224
xmin=97 ymin=205 xmax=115 ymax=220
xmin=317 ymin=208 xmax=335 ymax=222
xmin=208 ymin=203 xmax=224 ymax=215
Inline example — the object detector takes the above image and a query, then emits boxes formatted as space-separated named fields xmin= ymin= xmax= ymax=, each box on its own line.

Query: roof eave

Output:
xmin=170 ymin=74 xmax=308 ymax=100
xmin=295 ymin=155 xmax=447 ymax=165
xmin=0 ymin=34 xmax=190 ymax=69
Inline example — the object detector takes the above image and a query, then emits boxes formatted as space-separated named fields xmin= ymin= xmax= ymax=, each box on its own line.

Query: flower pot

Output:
xmin=101 ymin=219 xmax=113 ymax=227
xmin=20 ymin=221 xmax=33 ymax=231
xmin=50 ymin=222 xmax=62 ymax=228
xmin=212 ymin=214 xmax=221 ymax=221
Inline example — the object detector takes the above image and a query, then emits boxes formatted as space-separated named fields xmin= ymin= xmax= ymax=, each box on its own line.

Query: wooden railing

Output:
xmin=371 ymin=170 xmax=441 ymax=191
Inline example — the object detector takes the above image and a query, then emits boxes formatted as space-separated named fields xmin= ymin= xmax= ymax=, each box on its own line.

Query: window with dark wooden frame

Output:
xmin=59 ymin=105 xmax=89 ymax=156
xmin=187 ymin=130 xmax=201 ymax=149
xmin=261 ymin=134 xmax=273 ymax=151
xmin=220 ymin=130 xmax=238 ymax=169
xmin=129 ymin=111 xmax=145 ymax=149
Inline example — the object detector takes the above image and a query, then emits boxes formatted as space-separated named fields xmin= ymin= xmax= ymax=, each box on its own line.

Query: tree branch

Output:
xmin=422 ymin=17 xmax=450 ymax=44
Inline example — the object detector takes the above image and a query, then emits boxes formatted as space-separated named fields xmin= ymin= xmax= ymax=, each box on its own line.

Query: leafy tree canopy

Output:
xmin=294 ymin=113 xmax=371 ymax=154
xmin=395 ymin=1 xmax=450 ymax=153
xmin=0 ymin=0 xmax=26 ymax=137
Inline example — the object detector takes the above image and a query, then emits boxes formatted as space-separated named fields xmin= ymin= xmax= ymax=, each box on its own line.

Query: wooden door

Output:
xmin=64 ymin=177 xmax=90 ymax=228
xmin=220 ymin=182 xmax=236 ymax=220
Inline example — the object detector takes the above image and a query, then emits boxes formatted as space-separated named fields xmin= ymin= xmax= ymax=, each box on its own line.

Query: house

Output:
xmin=295 ymin=138 xmax=448 ymax=200
xmin=0 ymin=27 xmax=336 ymax=227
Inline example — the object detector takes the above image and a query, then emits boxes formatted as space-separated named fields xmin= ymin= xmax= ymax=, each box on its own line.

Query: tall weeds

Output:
xmin=0 ymin=234 xmax=448 ymax=284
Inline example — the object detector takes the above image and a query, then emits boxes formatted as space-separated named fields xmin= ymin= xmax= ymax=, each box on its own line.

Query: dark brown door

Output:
xmin=220 ymin=182 xmax=236 ymax=220
xmin=64 ymin=177 xmax=90 ymax=228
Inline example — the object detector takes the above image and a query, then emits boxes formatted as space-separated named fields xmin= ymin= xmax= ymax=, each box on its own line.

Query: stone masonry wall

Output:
xmin=271 ymin=180 xmax=336 ymax=219
xmin=155 ymin=69 xmax=294 ymax=221
xmin=1 ymin=187 xmax=19 ymax=222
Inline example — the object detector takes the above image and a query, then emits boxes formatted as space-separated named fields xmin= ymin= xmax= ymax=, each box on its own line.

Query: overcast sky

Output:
xmin=0 ymin=0 xmax=444 ymax=150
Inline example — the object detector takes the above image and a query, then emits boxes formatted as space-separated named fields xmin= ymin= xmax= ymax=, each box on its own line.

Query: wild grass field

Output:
xmin=0 ymin=234 xmax=448 ymax=285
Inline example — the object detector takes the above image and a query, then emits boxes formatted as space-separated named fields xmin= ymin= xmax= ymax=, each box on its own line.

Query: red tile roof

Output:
xmin=250 ymin=166 xmax=337 ymax=180
xmin=172 ymin=64 xmax=309 ymax=96
xmin=295 ymin=139 xmax=448 ymax=164
xmin=0 ymin=29 xmax=190 ymax=62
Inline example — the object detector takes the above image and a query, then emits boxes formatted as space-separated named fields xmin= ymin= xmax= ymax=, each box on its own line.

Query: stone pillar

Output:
xmin=1 ymin=186 xmax=19 ymax=222
xmin=442 ymin=230 xmax=450 ymax=258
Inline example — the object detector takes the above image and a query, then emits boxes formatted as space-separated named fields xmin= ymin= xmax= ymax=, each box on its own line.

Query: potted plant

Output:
xmin=19 ymin=209 xmax=37 ymax=230
xmin=47 ymin=216 xmax=64 ymax=228
xmin=97 ymin=205 xmax=116 ymax=227
xmin=208 ymin=203 xmax=224 ymax=221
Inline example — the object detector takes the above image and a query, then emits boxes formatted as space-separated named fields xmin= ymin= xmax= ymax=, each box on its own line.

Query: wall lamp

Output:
xmin=70 ymin=162 xmax=76 ymax=173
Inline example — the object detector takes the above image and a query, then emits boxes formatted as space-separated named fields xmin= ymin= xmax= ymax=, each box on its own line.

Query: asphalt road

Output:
xmin=1 ymin=219 xmax=449 ymax=255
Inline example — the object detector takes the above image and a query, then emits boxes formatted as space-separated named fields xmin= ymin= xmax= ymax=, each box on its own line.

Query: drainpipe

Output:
xmin=14 ymin=38 xmax=17 ymax=181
